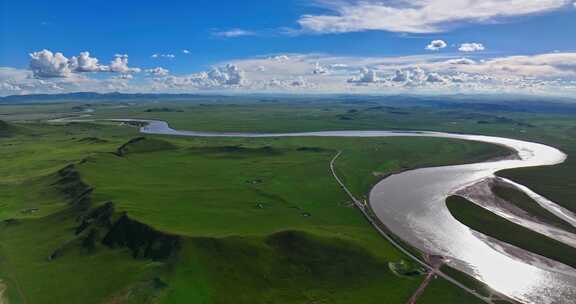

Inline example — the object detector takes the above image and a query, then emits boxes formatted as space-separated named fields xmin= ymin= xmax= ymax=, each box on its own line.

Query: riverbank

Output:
xmin=136 ymin=119 xmax=575 ymax=303
xmin=446 ymin=195 xmax=576 ymax=269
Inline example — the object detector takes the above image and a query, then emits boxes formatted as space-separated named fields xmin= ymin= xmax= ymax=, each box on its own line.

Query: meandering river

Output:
xmin=128 ymin=119 xmax=576 ymax=304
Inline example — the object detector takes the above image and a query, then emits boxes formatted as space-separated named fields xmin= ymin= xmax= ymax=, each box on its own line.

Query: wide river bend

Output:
xmin=126 ymin=119 xmax=576 ymax=304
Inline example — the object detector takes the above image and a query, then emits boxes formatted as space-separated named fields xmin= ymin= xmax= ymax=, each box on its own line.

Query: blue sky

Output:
xmin=1 ymin=0 xmax=576 ymax=96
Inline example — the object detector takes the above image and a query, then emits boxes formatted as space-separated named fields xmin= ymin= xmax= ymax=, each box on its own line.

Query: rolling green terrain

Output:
xmin=1 ymin=95 xmax=575 ymax=304
xmin=0 ymin=117 xmax=506 ymax=304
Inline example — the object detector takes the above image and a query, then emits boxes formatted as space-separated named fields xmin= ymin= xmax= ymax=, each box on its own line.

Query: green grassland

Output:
xmin=74 ymin=98 xmax=576 ymax=215
xmin=81 ymin=98 xmax=576 ymax=219
xmin=1 ymin=97 xmax=575 ymax=304
xmin=81 ymin=135 xmax=507 ymax=237
xmin=0 ymin=116 xmax=507 ymax=304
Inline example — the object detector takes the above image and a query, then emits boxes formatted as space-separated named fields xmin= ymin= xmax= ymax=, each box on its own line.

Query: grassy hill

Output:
xmin=0 ymin=120 xmax=507 ymax=303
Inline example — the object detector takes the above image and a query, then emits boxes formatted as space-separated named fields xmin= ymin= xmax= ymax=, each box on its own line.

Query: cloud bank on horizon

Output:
xmin=1 ymin=0 xmax=575 ymax=97
xmin=3 ymin=50 xmax=575 ymax=97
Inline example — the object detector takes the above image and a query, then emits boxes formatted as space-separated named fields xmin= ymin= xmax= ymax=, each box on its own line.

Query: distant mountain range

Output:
xmin=0 ymin=92 xmax=229 ymax=103
xmin=1 ymin=92 xmax=576 ymax=113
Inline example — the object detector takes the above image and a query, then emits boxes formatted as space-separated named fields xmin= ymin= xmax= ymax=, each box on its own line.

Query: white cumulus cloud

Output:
xmin=426 ymin=40 xmax=447 ymax=51
xmin=109 ymin=54 xmax=141 ymax=74
xmin=459 ymin=43 xmax=485 ymax=52
xmin=446 ymin=58 xmax=477 ymax=65
xmin=348 ymin=68 xmax=380 ymax=83
xmin=29 ymin=50 xmax=141 ymax=78
xmin=391 ymin=67 xmax=428 ymax=84
xmin=29 ymin=50 xmax=72 ymax=78
xmin=9 ymin=50 xmax=576 ymax=97
xmin=146 ymin=67 xmax=169 ymax=77
xmin=69 ymin=51 xmax=108 ymax=72
xmin=156 ymin=64 xmax=245 ymax=90
xmin=312 ymin=62 xmax=329 ymax=75
xmin=207 ymin=64 xmax=245 ymax=85
xmin=112 ymin=74 xmax=134 ymax=80
xmin=425 ymin=72 xmax=447 ymax=83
